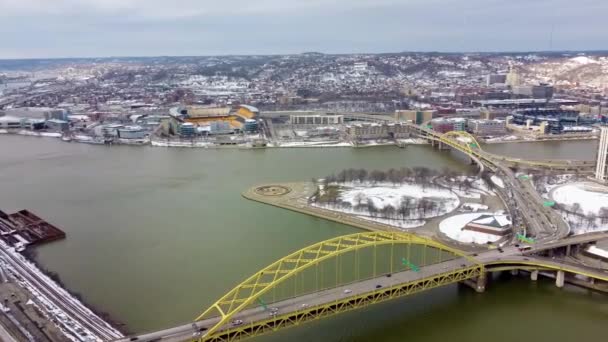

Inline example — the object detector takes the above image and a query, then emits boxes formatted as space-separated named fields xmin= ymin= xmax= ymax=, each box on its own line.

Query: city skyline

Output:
xmin=0 ymin=0 xmax=607 ymax=59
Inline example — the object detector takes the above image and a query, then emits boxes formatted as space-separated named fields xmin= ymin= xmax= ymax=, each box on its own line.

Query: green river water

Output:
xmin=0 ymin=135 xmax=605 ymax=341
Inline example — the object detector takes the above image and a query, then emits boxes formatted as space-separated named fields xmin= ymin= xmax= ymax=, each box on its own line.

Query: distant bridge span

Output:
xmin=410 ymin=124 xmax=595 ymax=172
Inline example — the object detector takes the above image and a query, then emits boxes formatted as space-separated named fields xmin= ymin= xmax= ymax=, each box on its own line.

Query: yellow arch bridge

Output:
xmin=179 ymin=232 xmax=608 ymax=342
xmin=415 ymin=126 xmax=595 ymax=172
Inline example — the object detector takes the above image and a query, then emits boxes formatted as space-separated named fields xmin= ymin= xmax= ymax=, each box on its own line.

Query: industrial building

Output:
xmin=595 ymin=127 xmax=608 ymax=182
xmin=430 ymin=118 xmax=466 ymax=134
xmin=395 ymin=110 xmax=435 ymax=124
xmin=463 ymin=215 xmax=512 ymax=236
xmin=290 ymin=114 xmax=344 ymax=125
xmin=466 ymin=119 xmax=507 ymax=136
xmin=512 ymin=84 xmax=554 ymax=99
xmin=486 ymin=74 xmax=507 ymax=86
xmin=345 ymin=123 xmax=410 ymax=141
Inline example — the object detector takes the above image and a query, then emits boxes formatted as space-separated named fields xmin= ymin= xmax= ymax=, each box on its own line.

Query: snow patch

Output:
xmin=552 ymin=183 xmax=608 ymax=215
xmin=439 ymin=213 xmax=503 ymax=244
xmin=461 ymin=203 xmax=489 ymax=212
xmin=491 ymin=175 xmax=505 ymax=189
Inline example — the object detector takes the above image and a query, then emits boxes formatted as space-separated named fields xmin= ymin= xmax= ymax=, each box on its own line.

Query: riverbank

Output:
xmin=242 ymin=181 xmax=507 ymax=252
xmin=0 ymin=241 xmax=124 ymax=341
xmin=482 ymin=134 xmax=597 ymax=144
xmin=1 ymin=129 xmax=429 ymax=149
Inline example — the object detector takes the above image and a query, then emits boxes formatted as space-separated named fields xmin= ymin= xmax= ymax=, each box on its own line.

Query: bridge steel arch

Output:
xmin=195 ymin=232 xmax=482 ymax=341
xmin=409 ymin=124 xmax=595 ymax=171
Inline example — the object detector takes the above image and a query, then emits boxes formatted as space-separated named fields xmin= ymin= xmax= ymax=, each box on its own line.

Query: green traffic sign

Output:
xmin=257 ymin=297 xmax=268 ymax=310
xmin=543 ymin=201 xmax=555 ymax=207
xmin=516 ymin=233 xmax=535 ymax=244
xmin=402 ymin=258 xmax=420 ymax=272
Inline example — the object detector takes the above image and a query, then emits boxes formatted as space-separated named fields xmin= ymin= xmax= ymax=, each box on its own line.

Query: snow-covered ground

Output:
xmin=437 ymin=176 xmax=493 ymax=199
xmin=0 ymin=241 xmax=123 ymax=341
xmin=312 ymin=182 xmax=460 ymax=229
xmin=439 ymin=212 xmax=506 ymax=244
xmin=16 ymin=130 xmax=62 ymax=138
xmin=460 ymin=203 xmax=489 ymax=212
xmin=271 ymin=141 xmax=352 ymax=148
xmin=549 ymin=181 xmax=608 ymax=234
xmin=551 ymin=182 xmax=608 ymax=215
xmin=151 ymin=139 xmax=214 ymax=148
xmin=491 ymin=175 xmax=505 ymax=189
xmin=338 ymin=182 xmax=459 ymax=212
xmin=484 ymin=135 xmax=519 ymax=143
xmin=395 ymin=138 xmax=428 ymax=145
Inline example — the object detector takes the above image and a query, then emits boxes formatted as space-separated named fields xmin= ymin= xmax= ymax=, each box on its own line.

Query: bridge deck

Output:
xmin=119 ymin=257 xmax=478 ymax=342
xmin=121 ymin=239 xmax=608 ymax=342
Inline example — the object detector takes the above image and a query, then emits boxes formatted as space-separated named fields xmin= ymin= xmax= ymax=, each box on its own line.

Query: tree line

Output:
xmin=319 ymin=167 xmax=473 ymax=187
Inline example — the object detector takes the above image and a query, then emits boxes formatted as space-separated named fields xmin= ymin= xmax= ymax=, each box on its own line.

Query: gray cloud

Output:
xmin=0 ymin=0 xmax=606 ymax=58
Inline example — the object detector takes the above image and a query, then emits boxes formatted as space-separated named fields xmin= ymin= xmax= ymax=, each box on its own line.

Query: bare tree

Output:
xmin=354 ymin=192 xmax=366 ymax=207
xmin=367 ymin=198 xmax=378 ymax=218
xmin=586 ymin=213 xmax=597 ymax=228
xmin=571 ymin=203 xmax=582 ymax=216
xmin=381 ymin=204 xmax=396 ymax=220
xmin=599 ymin=207 xmax=608 ymax=224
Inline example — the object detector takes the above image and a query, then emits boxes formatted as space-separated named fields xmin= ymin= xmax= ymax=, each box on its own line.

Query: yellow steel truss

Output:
xmin=200 ymin=266 xmax=482 ymax=342
xmin=441 ymin=131 xmax=482 ymax=155
xmin=195 ymin=232 xmax=479 ymax=340
xmin=419 ymin=126 xmax=593 ymax=170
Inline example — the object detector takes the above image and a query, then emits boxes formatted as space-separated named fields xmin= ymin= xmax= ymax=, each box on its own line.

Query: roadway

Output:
xmin=118 ymin=235 xmax=608 ymax=342
xmin=116 ymin=255 xmax=480 ymax=342
xmin=115 ymin=229 xmax=608 ymax=342
xmin=0 ymin=244 xmax=123 ymax=341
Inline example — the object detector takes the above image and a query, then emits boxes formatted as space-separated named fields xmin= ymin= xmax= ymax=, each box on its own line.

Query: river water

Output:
xmin=0 ymin=135 xmax=605 ymax=341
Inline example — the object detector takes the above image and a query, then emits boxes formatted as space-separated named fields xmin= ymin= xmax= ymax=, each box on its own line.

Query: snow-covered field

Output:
xmin=439 ymin=213 xmax=505 ymax=244
xmin=338 ymin=182 xmax=459 ymax=212
xmin=552 ymin=182 xmax=608 ymax=215
xmin=313 ymin=182 xmax=460 ymax=229
xmin=548 ymin=181 xmax=608 ymax=234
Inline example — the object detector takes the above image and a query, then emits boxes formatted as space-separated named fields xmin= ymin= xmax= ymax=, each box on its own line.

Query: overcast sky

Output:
xmin=0 ymin=0 xmax=606 ymax=59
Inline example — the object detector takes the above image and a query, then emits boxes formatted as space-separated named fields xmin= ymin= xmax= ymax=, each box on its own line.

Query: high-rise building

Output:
xmin=595 ymin=127 xmax=608 ymax=181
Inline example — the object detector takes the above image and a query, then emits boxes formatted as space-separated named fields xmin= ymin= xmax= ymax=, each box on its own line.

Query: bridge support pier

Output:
xmin=556 ymin=270 xmax=565 ymax=288
xmin=531 ymin=270 xmax=539 ymax=281
xmin=566 ymin=245 xmax=571 ymax=256
xmin=510 ymin=269 xmax=519 ymax=276
xmin=475 ymin=272 xmax=487 ymax=293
